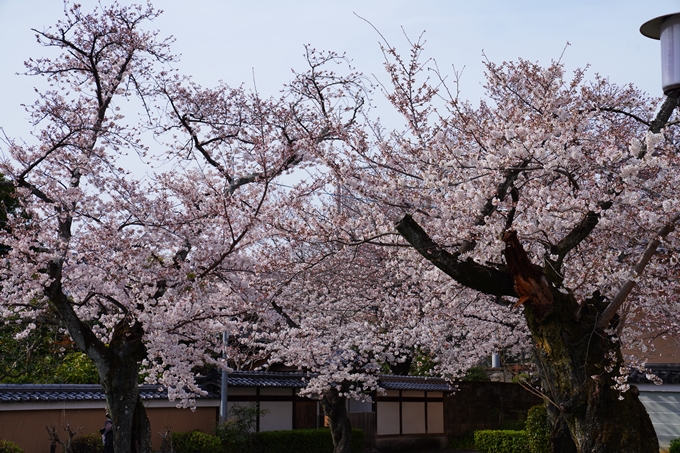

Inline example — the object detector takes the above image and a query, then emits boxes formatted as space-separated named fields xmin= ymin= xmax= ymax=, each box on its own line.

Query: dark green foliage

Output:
xmin=463 ymin=366 xmax=490 ymax=381
xmin=0 ymin=316 xmax=98 ymax=384
xmin=70 ymin=433 xmax=104 ymax=453
xmin=474 ymin=430 xmax=529 ymax=453
xmin=216 ymin=405 xmax=267 ymax=453
xmin=171 ymin=431 xmax=222 ymax=453
xmin=525 ymin=404 xmax=550 ymax=453
xmin=0 ymin=440 xmax=24 ymax=453
xmin=448 ymin=433 xmax=476 ymax=449
xmin=670 ymin=438 xmax=680 ymax=453
xmin=252 ymin=428 xmax=364 ymax=453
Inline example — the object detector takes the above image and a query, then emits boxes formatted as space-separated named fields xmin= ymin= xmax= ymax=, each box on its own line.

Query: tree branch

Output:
xmin=550 ymin=201 xmax=613 ymax=272
xmin=596 ymin=212 xmax=680 ymax=330
xmin=395 ymin=213 xmax=516 ymax=297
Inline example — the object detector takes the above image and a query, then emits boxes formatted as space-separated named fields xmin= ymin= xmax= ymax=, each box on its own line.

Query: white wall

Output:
xmin=377 ymin=401 xmax=400 ymax=435
xmin=639 ymin=385 xmax=680 ymax=450
xmin=259 ymin=401 xmax=293 ymax=431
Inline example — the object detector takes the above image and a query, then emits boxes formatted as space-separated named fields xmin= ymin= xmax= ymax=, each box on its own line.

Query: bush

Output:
xmin=474 ymin=430 xmax=529 ymax=453
xmin=525 ymin=404 xmax=550 ymax=453
xmin=216 ymin=404 xmax=267 ymax=453
xmin=172 ymin=431 xmax=222 ymax=453
xmin=70 ymin=433 xmax=104 ymax=453
xmin=670 ymin=437 xmax=680 ymax=453
xmin=0 ymin=440 xmax=24 ymax=453
xmin=252 ymin=428 xmax=364 ymax=453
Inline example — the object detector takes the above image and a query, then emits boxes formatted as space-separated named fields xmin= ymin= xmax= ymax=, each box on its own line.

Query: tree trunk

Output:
xmin=320 ymin=388 xmax=352 ymax=453
xmin=524 ymin=291 xmax=658 ymax=453
xmin=95 ymin=320 xmax=152 ymax=453
xmin=50 ymin=279 xmax=153 ymax=453
xmin=395 ymin=217 xmax=660 ymax=453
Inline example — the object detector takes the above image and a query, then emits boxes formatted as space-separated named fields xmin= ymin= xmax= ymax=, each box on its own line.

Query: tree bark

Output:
xmin=396 ymin=217 xmax=660 ymax=453
xmin=525 ymin=289 xmax=658 ymax=453
xmin=47 ymin=273 xmax=152 ymax=453
xmin=320 ymin=388 xmax=352 ymax=453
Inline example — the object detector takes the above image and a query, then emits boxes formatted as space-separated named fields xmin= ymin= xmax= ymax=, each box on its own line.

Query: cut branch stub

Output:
xmin=503 ymin=231 xmax=553 ymax=321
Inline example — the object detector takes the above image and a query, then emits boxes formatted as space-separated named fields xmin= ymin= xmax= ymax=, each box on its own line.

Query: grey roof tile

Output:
xmin=0 ymin=372 xmax=453 ymax=403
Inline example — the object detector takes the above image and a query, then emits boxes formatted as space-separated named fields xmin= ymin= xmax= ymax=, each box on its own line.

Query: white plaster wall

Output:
xmin=402 ymin=401 xmax=426 ymax=434
xmin=259 ymin=401 xmax=293 ymax=431
xmin=427 ymin=401 xmax=444 ymax=434
xmin=377 ymin=401 xmax=400 ymax=435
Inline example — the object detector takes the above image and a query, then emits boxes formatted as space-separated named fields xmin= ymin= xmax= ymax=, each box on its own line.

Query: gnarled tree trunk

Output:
xmin=396 ymin=216 xmax=660 ymax=453
xmin=525 ymin=290 xmax=657 ymax=453
xmin=320 ymin=388 xmax=352 ymax=453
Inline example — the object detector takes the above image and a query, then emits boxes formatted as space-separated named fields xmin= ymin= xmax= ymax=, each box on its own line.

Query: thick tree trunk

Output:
xmin=99 ymin=359 xmax=152 ymax=453
xmin=397 ymin=216 xmax=660 ymax=452
xmin=94 ymin=320 xmax=152 ymax=453
xmin=524 ymin=291 xmax=658 ymax=453
xmin=320 ymin=388 xmax=352 ymax=453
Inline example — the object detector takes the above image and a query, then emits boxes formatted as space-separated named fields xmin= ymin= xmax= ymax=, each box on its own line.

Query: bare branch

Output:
xmin=596 ymin=212 xmax=680 ymax=330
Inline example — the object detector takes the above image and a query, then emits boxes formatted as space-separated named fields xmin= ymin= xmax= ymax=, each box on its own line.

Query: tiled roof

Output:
xmin=0 ymin=372 xmax=453 ymax=403
xmin=629 ymin=364 xmax=680 ymax=384
xmin=226 ymin=371 xmax=308 ymax=388
xmin=0 ymin=384 xmax=218 ymax=403
xmin=379 ymin=375 xmax=454 ymax=392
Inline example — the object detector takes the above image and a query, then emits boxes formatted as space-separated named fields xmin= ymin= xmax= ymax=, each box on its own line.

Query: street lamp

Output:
xmin=641 ymin=12 xmax=680 ymax=95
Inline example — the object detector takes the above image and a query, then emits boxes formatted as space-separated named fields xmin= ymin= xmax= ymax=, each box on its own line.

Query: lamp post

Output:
xmin=220 ymin=330 xmax=229 ymax=423
xmin=641 ymin=12 xmax=680 ymax=95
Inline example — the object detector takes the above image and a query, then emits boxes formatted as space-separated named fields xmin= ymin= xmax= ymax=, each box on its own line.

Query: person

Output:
xmin=100 ymin=414 xmax=114 ymax=453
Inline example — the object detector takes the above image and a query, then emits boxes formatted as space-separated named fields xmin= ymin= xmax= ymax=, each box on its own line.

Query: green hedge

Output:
xmin=71 ymin=433 xmax=104 ymax=453
xmin=670 ymin=437 xmax=680 ymax=453
xmin=252 ymin=428 xmax=364 ymax=453
xmin=172 ymin=431 xmax=223 ymax=453
xmin=525 ymin=405 xmax=550 ymax=453
xmin=172 ymin=428 xmax=364 ymax=453
xmin=0 ymin=440 xmax=24 ymax=453
xmin=474 ymin=430 xmax=529 ymax=453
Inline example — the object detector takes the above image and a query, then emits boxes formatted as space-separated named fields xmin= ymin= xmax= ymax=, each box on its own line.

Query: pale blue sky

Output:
xmin=0 ymin=1 xmax=679 ymax=139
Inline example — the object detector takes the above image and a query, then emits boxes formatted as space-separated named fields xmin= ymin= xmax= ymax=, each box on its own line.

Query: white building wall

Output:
xmin=402 ymin=402 xmax=426 ymax=434
xmin=259 ymin=401 xmax=293 ymax=431
xmin=639 ymin=385 xmax=680 ymax=450
xmin=427 ymin=401 xmax=444 ymax=434
xmin=377 ymin=401 xmax=400 ymax=435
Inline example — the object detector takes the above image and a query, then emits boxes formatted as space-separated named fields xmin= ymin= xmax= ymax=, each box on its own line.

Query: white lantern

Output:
xmin=641 ymin=12 xmax=680 ymax=95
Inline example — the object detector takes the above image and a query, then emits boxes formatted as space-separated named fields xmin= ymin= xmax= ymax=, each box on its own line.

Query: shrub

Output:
xmin=474 ymin=430 xmax=529 ymax=453
xmin=525 ymin=404 xmax=550 ymax=453
xmin=172 ymin=431 xmax=222 ymax=453
xmin=252 ymin=428 xmax=364 ymax=453
xmin=216 ymin=404 xmax=267 ymax=453
xmin=70 ymin=433 xmax=104 ymax=453
xmin=0 ymin=440 xmax=24 ymax=453
xmin=670 ymin=437 xmax=680 ymax=453
xmin=448 ymin=433 xmax=476 ymax=450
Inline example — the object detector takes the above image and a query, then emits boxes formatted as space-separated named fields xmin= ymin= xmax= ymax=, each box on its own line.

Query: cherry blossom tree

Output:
xmin=0 ymin=3 xmax=363 ymax=453
xmin=239 ymin=176 xmax=529 ymax=453
xmin=4 ymin=3 xmax=678 ymax=453
xmin=318 ymin=37 xmax=680 ymax=452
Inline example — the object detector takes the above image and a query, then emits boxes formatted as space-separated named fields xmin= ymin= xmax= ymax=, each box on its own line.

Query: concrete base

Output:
xmin=375 ymin=435 xmax=448 ymax=452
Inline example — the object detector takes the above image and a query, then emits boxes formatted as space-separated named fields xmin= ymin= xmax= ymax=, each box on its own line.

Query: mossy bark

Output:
xmin=321 ymin=388 xmax=352 ymax=453
xmin=524 ymin=290 xmax=658 ymax=453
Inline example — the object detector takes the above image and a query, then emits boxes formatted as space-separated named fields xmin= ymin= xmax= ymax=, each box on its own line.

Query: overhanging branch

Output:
xmin=395 ymin=214 xmax=516 ymax=297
